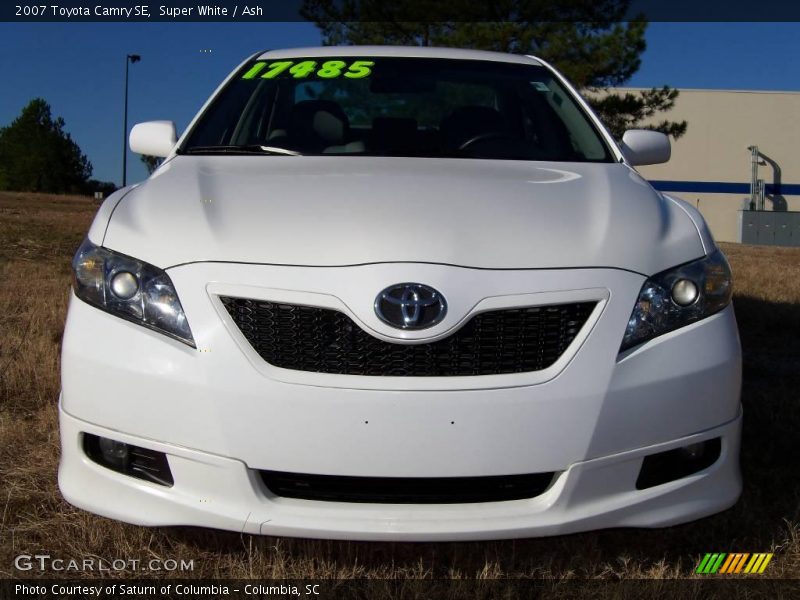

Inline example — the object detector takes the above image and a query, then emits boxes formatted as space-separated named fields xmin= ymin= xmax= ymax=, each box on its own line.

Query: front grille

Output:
xmin=260 ymin=470 xmax=555 ymax=503
xmin=221 ymin=297 xmax=595 ymax=377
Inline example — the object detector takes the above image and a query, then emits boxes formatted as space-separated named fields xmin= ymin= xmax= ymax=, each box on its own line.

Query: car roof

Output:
xmin=257 ymin=45 xmax=544 ymax=66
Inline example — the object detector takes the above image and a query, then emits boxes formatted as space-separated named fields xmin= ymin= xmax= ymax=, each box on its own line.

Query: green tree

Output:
xmin=301 ymin=0 xmax=687 ymax=139
xmin=140 ymin=154 xmax=162 ymax=175
xmin=0 ymin=98 xmax=93 ymax=193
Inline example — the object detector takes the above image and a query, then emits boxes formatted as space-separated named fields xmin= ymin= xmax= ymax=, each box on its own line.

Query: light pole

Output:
xmin=122 ymin=53 xmax=141 ymax=187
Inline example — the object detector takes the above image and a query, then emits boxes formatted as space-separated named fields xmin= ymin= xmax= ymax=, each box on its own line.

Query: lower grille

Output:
xmin=260 ymin=471 xmax=555 ymax=504
xmin=220 ymin=297 xmax=596 ymax=376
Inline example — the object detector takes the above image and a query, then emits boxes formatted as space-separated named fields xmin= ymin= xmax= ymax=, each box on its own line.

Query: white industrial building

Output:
xmin=620 ymin=88 xmax=800 ymax=245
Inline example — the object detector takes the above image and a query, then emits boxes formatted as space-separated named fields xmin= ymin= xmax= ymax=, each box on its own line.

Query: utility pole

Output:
xmin=123 ymin=54 xmax=141 ymax=187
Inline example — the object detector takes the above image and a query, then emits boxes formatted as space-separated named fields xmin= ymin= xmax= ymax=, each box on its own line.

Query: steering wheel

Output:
xmin=458 ymin=131 xmax=510 ymax=151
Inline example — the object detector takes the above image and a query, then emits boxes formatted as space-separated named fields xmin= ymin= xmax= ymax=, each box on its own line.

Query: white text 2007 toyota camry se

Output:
xmin=59 ymin=46 xmax=742 ymax=541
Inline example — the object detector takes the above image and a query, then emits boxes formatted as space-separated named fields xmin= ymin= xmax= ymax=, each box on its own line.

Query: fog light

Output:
xmin=680 ymin=441 xmax=706 ymax=460
xmin=110 ymin=271 xmax=139 ymax=299
xmin=83 ymin=433 xmax=174 ymax=487
xmin=98 ymin=436 xmax=129 ymax=468
xmin=636 ymin=438 xmax=721 ymax=490
xmin=671 ymin=278 xmax=699 ymax=306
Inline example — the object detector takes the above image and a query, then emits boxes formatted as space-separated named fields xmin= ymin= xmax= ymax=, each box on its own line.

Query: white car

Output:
xmin=59 ymin=46 xmax=742 ymax=541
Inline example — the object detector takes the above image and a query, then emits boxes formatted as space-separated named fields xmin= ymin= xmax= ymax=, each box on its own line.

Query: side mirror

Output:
xmin=129 ymin=121 xmax=177 ymax=158
xmin=620 ymin=130 xmax=671 ymax=166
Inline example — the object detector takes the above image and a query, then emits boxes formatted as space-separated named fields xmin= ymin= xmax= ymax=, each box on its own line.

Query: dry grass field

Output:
xmin=1 ymin=191 xmax=799 ymax=588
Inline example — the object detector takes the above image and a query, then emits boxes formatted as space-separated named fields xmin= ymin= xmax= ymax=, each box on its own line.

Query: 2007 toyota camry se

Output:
xmin=58 ymin=46 xmax=742 ymax=540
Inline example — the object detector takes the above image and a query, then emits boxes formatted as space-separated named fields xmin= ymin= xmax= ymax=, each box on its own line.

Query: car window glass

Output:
xmin=182 ymin=58 xmax=613 ymax=162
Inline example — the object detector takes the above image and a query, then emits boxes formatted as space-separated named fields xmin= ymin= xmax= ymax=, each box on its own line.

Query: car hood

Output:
xmin=102 ymin=156 xmax=704 ymax=274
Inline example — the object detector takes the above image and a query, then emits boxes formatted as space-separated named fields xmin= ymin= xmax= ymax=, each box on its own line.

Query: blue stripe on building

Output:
xmin=649 ymin=181 xmax=800 ymax=195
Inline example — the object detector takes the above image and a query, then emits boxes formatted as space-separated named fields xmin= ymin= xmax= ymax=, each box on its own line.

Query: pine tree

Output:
xmin=0 ymin=98 xmax=93 ymax=193
xmin=140 ymin=155 xmax=162 ymax=175
xmin=301 ymin=0 xmax=687 ymax=139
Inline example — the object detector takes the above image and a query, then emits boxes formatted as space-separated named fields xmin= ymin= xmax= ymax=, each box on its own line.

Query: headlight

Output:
xmin=72 ymin=239 xmax=195 ymax=347
xmin=621 ymin=249 xmax=732 ymax=352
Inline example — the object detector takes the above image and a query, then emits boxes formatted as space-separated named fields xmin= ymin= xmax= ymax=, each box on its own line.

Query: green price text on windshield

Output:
xmin=241 ymin=60 xmax=375 ymax=80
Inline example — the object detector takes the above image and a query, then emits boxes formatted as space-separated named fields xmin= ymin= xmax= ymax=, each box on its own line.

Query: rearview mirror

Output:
xmin=620 ymin=130 xmax=671 ymax=166
xmin=129 ymin=121 xmax=177 ymax=158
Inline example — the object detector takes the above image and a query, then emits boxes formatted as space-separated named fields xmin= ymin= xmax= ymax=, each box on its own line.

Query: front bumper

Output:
xmin=59 ymin=263 xmax=742 ymax=540
xmin=59 ymin=402 xmax=741 ymax=541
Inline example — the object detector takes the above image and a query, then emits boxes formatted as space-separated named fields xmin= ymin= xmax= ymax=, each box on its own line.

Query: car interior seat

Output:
xmin=284 ymin=100 xmax=364 ymax=154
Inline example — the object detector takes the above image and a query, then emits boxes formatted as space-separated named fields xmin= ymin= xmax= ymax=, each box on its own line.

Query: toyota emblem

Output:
xmin=374 ymin=283 xmax=447 ymax=330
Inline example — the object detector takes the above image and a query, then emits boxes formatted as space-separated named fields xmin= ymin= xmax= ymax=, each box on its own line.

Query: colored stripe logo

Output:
xmin=696 ymin=552 xmax=773 ymax=574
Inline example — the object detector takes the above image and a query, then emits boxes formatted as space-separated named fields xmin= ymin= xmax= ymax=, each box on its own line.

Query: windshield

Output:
xmin=181 ymin=57 xmax=613 ymax=162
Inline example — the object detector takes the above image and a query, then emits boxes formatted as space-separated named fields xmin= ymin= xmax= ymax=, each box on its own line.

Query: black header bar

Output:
xmin=3 ymin=1 xmax=800 ymax=23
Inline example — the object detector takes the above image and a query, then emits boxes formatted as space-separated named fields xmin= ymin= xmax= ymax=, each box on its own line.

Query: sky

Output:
xmin=1 ymin=22 xmax=799 ymax=185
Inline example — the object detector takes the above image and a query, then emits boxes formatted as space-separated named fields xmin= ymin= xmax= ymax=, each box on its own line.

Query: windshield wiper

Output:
xmin=182 ymin=145 xmax=303 ymax=156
